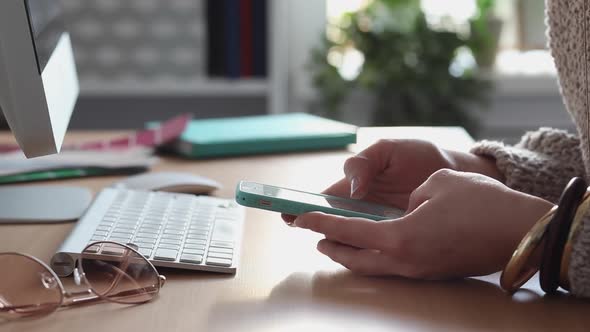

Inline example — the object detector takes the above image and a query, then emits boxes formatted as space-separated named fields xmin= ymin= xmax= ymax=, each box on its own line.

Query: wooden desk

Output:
xmin=1 ymin=127 xmax=589 ymax=332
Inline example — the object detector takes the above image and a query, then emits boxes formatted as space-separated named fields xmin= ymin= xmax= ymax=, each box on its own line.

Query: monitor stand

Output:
xmin=0 ymin=185 xmax=92 ymax=223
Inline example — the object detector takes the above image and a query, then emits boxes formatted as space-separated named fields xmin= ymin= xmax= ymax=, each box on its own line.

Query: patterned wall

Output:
xmin=61 ymin=0 xmax=205 ymax=84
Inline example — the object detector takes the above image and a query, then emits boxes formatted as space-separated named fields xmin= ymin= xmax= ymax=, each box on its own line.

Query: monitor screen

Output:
xmin=24 ymin=0 xmax=67 ymax=74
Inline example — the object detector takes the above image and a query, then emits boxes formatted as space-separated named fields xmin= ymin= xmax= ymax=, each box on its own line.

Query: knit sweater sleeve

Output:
xmin=569 ymin=214 xmax=590 ymax=297
xmin=471 ymin=127 xmax=590 ymax=297
xmin=470 ymin=127 xmax=586 ymax=203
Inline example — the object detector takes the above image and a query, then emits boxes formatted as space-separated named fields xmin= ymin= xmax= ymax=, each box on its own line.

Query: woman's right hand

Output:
xmin=322 ymin=139 xmax=504 ymax=209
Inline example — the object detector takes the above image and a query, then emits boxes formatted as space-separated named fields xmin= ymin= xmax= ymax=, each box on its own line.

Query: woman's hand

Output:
xmin=294 ymin=169 xmax=554 ymax=279
xmin=322 ymin=139 xmax=504 ymax=209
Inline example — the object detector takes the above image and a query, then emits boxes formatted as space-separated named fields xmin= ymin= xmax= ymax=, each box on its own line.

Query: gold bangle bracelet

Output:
xmin=559 ymin=190 xmax=590 ymax=291
xmin=500 ymin=205 xmax=558 ymax=293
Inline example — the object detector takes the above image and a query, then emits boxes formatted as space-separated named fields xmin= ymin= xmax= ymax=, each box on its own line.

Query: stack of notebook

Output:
xmin=160 ymin=113 xmax=358 ymax=159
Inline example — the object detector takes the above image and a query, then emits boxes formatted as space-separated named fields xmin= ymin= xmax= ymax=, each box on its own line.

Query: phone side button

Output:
xmin=259 ymin=199 xmax=272 ymax=207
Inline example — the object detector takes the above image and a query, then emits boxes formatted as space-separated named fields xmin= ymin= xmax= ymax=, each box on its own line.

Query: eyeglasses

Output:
xmin=0 ymin=241 xmax=166 ymax=319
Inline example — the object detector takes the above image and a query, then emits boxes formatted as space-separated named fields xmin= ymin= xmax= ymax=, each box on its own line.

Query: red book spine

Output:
xmin=239 ymin=0 xmax=253 ymax=77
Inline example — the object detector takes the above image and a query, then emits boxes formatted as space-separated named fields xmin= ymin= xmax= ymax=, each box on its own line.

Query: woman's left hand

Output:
xmin=293 ymin=169 xmax=554 ymax=279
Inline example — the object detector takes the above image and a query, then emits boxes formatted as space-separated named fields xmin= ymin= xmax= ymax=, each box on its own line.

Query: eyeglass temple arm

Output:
xmin=62 ymin=286 xmax=159 ymax=307
xmin=0 ymin=302 xmax=58 ymax=315
xmin=0 ymin=286 xmax=161 ymax=314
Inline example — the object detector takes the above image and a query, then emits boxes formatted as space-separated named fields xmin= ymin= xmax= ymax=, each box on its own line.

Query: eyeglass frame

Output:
xmin=0 ymin=241 xmax=166 ymax=318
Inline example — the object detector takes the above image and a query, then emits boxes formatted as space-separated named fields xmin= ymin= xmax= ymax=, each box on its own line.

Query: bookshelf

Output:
xmin=80 ymin=79 xmax=269 ymax=97
xmin=63 ymin=0 xmax=293 ymax=115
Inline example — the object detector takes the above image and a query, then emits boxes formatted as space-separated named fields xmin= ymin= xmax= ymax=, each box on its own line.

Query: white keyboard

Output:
xmin=51 ymin=188 xmax=245 ymax=277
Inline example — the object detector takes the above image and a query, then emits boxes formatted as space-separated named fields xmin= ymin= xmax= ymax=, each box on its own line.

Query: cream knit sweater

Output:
xmin=471 ymin=0 xmax=590 ymax=296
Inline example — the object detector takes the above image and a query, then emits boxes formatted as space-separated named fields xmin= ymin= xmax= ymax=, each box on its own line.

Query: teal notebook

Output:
xmin=162 ymin=113 xmax=357 ymax=159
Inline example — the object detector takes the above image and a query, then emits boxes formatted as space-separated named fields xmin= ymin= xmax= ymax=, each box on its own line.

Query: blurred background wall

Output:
xmin=2 ymin=0 xmax=571 ymax=145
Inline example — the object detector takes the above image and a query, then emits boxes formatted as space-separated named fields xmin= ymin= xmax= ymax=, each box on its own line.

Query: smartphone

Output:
xmin=235 ymin=181 xmax=404 ymax=221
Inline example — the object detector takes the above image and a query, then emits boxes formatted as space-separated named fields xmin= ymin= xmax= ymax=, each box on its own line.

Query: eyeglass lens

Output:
xmin=0 ymin=254 xmax=63 ymax=318
xmin=80 ymin=242 xmax=160 ymax=304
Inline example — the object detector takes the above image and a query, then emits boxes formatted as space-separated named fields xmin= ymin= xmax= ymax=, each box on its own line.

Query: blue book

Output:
xmin=162 ymin=113 xmax=357 ymax=159
xmin=252 ymin=0 xmax=267 ymax=77
xmin=206 ymin=0 xmax=226 ymax=77
xmin=225 ymin=0 xmax=240 ymax=78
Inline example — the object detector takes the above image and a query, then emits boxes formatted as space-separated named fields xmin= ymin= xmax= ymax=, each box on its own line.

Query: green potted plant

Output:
xmin=469 ymin=0 xmax=502 ymax=69
xmin=308 ymin=0 xmax=491 ymax=134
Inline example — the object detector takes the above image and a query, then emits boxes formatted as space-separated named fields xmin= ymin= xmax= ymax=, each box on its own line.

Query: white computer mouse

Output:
xmin=114 ymin=171 xmax=222 ymax=195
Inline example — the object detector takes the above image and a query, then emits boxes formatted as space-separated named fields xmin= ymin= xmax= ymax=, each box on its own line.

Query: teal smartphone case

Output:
xmin=235 ymin=183 xmax=393 ymax=221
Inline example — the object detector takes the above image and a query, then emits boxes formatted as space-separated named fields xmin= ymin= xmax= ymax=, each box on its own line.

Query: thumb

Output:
xmin=407 ymin=169 xmax=456 ymax=212
xmin=407 ymin=182 xmax=433 ymax=213
xmin=344 ymin=140 xmax=392 ymax=199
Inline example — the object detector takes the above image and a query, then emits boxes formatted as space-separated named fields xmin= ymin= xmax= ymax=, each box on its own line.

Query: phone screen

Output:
xmin=242 ymin=182 xmax=404 ymax=219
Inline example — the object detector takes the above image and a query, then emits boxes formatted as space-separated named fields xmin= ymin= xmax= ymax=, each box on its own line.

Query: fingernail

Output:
xmin=294 ymin=217 xmax=303 ymax=228
xmin=351 ymin=176 xmax=361 ymax=198
xmin=317 ymin=241 xmax=326 ymax=253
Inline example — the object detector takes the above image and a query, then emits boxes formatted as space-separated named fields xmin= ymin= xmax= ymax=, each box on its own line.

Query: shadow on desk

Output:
xmin=207 ymin=271 xmax=590 ymax=332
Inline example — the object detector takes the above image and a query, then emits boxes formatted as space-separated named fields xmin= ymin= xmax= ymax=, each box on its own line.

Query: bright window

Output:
xmin=326 ymin=0 xmax=555 ymax=76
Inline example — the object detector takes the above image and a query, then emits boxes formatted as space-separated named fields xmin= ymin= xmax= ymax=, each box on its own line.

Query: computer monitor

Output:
xmin=0 ymin=1 xmax=90 ymax=224
xmin=0 ymin=0 xmax=79 ymax=158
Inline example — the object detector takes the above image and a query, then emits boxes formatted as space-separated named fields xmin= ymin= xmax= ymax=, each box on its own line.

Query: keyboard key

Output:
xmin=163 ymin=230 xmax=184 ymax=236
xmin=119 ymin=216 xmax=140 ymax=223
xmin=169 ymin=215 xmax=190 ymax=221
xmin=210 ymin=241 xmax=234 ymax=249
xmin=189 ymin=225 xmax=210 ymax=231
xmin=85 ymin=244 xmax=101 ymax=253
xmin=184 ymin=244 xmax=206 ymax=250
xmin=183 ymin=248 xmax=205 ymax=255
xmin=209 ymin=247 xmax=233 ymax=254
xmin=206 ymin=257 xmax=232 ymax=267
xmin=208 ymin=252 xmax=232 ymax=260
xmin=141 ymin=223 xmax=162 ymax=230
xmin=154 ymin=249 xmax=178 ymax=261
xmin=137 ymin=227 xmax=159 ymax=234
xmin=135 ymin=232 xmax=158 ymax=239
xmin=113 ymin=227 xmax=135 ymax=234
xmin=187 ymin=234 xmax=208 ymax=241
xmin=160 ymin=238 xmax=182 ymax=245
xmin=165 ymin=224 xmax=186 ymax=231
xmin=144 ymin=217 xmax=164 ymax=223
xmin=158 ymin=243 xmax=181 ymax=250
xmin=188 ymin=229 xmax=209 ymax=235
xmin=139 ymin=248 xmax=152 ymax=258
xmin=90 ymin=235 xmax=106 ymax=242
xmin=111 ymin=234 xmax=134 ymax=241
xmin=180 ymin=254 xmax=203 ymax=264
xmin=111 ymin=231 xmax=133 ymax=238
xmin=137 ymin=244 xmax=155 ymax=251
xmin=161 ymin=234 xmax=183 ymax=241
xmin=134 ymin=237 xmax=156 ymax=244
xmin=102 ymin=246 xmax=125 ymax=256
